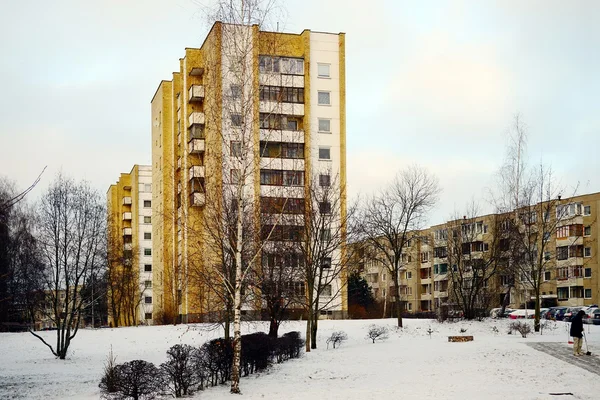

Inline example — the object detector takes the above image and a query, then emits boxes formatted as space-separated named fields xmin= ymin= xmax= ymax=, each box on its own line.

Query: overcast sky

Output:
xmin=1 ymin=0 xmax=599 ymax=225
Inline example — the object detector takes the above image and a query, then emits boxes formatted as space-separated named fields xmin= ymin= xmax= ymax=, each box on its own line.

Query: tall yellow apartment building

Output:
xmin=151 ymin=22 xmax=347 ymax=323
xmin=107 ymin=165 xmax=153 ymax=326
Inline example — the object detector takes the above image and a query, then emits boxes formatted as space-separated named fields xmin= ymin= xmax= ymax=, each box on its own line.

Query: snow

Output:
xmin=1 ymin=318 xmax=599 ymax=399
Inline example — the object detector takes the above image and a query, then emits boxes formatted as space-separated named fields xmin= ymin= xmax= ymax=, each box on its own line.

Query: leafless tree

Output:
xmin=491 ymin=115 xmax=584 ymax=332
xmin=445 ymin=203 xmax=508 ymax=320
xmin=294 ymin=173 xmax=356 ymax=351
xmin=30 ymin=173 xmax=105 ymax=359
xmin=358 ymin=165 xmax=440 ymax=327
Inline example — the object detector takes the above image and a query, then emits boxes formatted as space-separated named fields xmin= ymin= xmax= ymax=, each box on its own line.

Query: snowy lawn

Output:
xmin=1 ymin=318 xmax=599 ymax=399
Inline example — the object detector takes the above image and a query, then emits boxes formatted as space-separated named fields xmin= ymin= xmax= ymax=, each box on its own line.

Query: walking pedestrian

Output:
xmin=570 ymin=310 xmax=586 ymax=356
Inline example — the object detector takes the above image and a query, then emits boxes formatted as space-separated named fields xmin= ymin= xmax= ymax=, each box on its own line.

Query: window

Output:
xmin=287 ymin=119 xmax=298 ymax=130
xmin=259 ymin=86 xmax=304 ymax=103
xmin=144 ymin=216 xmax=151 ymax=224
xmin=145 ymin=313 xmax=152 ymax=320
xmin=420 ymin=252 xmax=429 ymax=263
xmin=585 ymin=268 xmax=592 ymax=278
xmin=584 ymin=226 xmax=591 ymax=236
xmin=319 ymin=174 xmax=331 ymax=187
xmin=142 ymin=200 xmax=151 ymax=208
xmin=556 ymin=246 xmax=568 ymax=260
xmin=556 ymin=226 xmax=569 ymax=239
xmin=557 ymin=287 xmax=569 ymax=301
xmin=144 ymin=232 xmax=151 ymax=240
xmin=317 ymin=63 xmax=330 ymax=78
xmin=500 ymin=275 xmax=513 ymax=286
xmin=318 ymin=118 xmax=331 ymax=132
xmin=319 ymin=201 xmax=331 ymax=215
xmin=585 ymin=289 xmax=592 ymax=299
xmin=408 ymin=303 xmax=412 ymax=311
xmin=320 ymin=229 xmax=331 ymax=242
xmin=231 ymin=113 xmax=242 ymax=127
xmin=283 ymin=170 xmax=303 ymax=186
xmin=544 ymin=251 xmax=551 ymax=261
xmin=319 ymin=147 xmax=331 ymax=160
xmin=321 ymin=284 xmax=332 ymax=297
xmin=544 ymin=271 xmax=551 ymax=281
xmin=406 ymin=271 xmax=412 ymax=280
xmin=230 ymin=169 xmax=241 ymax=184
xmin=230 ymin=84 xmax=241 ymax=99
xmin=571 ymin=265 xmax=583 ymax=277
xmin=231 ymin=141 xmax=242 ymax=157
xmin=145 ymin=296 xmax=152 ymax=304
xmin=144 ymin=184 xmax=152 ymax=192
xmin=321 ymin=257 xmax=331 ymax=269
xmin=259 ymin=56 xmax=304 ymax=75
xmin=556 ymin=267 xmax=568 ymax=280
xmin=144 ymin=264 xmax=152 ymax=272
xmin=584 ymin=247 xmax=592 ymax=257
xmin=318 ymin=91 xmax=331 ymax=105
xmin=584 ymin=205 xmax=591 ymax=216
xmin=144 ymin=248 xmax=152 ymax=256
xmin=144 ymin=280 xmax=152 ymax=289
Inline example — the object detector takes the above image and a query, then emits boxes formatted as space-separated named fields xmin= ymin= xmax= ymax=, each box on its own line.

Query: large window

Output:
xmin=557 ymin=287 xmax=569 ymax=301
xmin=260 ymin=170 xmax=304 ymax=187
xmin=556 ymin=246 xmax=568 ymax=260
xmin=319 ymin=174 xmax=331 ymax=187
xmin=318 ymin=118 xmax=331 ymax=133
xmin=259 ymin=86 xmax=304 ymax=103
xmin=259 ymin=113 xmax=302 ymax=131
xmin=259 ymin=56 xmax=304 ymax=75
xmin=259 ymin=142 xmax=304 ymax=159
xmin=144 ymin=248 xmax=152 ymax=256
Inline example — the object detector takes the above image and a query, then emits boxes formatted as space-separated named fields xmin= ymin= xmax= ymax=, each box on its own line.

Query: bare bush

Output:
xmin=366 ymin=325 xmax=389 ymax=344
xmin=113 ymin=360 xmax=163 ymax=400
xmin=509 ymin=321 xmax=532 ymax=338
xmin=99 ymin=347 xmax=119 ymax=397
xmin=161 ymin=344 xmax=198 ymax=398
xmin=326 ymin=331 xmax=348 ymax=349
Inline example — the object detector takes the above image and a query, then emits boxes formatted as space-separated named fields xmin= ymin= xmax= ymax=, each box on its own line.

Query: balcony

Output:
xmin=124 ymin=243 xmax=133 ymax=251
xmin=123 ymin=196 xmax=132 ymax=205
xmin=189 ymin=166 xmax=205 ymax=179
xmin=259 ymin=101 xmax=304 ymax=116
xmin=188 ymin=139 xmax=205 ymax=154
xmin=189 ymin=192 xmax=206 ymax=207
xmin=188 ymin=112 xmax=205 ymax=128
xmin=434 ymin=291 xmax=448 ymax=298
xmin=123 ymin=227 xmax=132 ymax=236
xmin=122 ymin=212 xmax=132 ymax=221
xmin=556 ymin=277 xmax=585 ymax=287
xmin=421 ymin=293 xmax=432 ymax=301
xmin=420 ymin=278 xmax=432 ymax=285
xmin=190 ymin=67 xmax=204 ymax=76
xmin=260 ymin=128 xmax=305 ymax=144
xmin=188 ymin=85 xmax=205 ymax=102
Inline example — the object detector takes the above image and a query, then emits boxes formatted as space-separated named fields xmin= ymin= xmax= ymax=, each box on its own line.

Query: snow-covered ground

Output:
xmin=1 ymin=318 xmax=599 ymax=399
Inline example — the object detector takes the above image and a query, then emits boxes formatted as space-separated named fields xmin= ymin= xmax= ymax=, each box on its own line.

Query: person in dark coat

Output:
xmin=570 ymin=310 xmax=585 ymax=356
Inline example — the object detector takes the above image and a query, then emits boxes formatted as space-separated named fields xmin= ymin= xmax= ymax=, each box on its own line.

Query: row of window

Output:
xmin=260 ymin=141 xmax=304 ymax=159
xmin=259 ymin=86 xmax=304 ymax=104
xmin=556 ymin=245 xmax=592 ymax=260
xmin=260 ymin=169 xmax=304 ymax=186
xmin=258 ymin=56 xmax=332 ymax=79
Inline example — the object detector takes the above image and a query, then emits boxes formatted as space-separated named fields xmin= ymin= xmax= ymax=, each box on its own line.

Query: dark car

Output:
xmin=546 ymin=306 xmax=568 ymax=321
xmin=593 ymin=309 xmax=600 ymax=326
xmin=564 ymin=306 xmax=586 ymax=322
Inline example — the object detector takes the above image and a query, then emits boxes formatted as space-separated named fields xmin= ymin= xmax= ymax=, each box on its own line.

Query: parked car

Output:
xmin=593 ymin=309 xmax=600 ymax=326
xmin=564 ymin=306 xmax=586 ymax=322
xmin=546 ymin=306 xmax=568 ymax=321
xmin=490 ymin=308 xmax=514 ymax=318
xmin=509 ymin=309 xmax=535 ymax=319
xmin=583 ymin=307 xmax=599 ymax=324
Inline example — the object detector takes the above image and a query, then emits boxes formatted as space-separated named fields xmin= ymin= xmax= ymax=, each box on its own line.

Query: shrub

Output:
xmin=241 ymin=332 xmax=274 ymax=375
xmin=113 ymin=360 xmax=163 ymax=400
xmin=161 ymin=344 xmax=198 ymax=398
xmin=274 ymin=331 xmax=304 ymax=362
xmin=196 ymin=338 xmax=233 ymax=387
xmin=99 ymin=347 xmax=120 ymax=397
xmin=326 ymin=331 xmax=348 ymax=349
xmin=366 ymin=325 xmax=389 ymax=343
xmin=509 ymin=321 xmax=532 ymax=338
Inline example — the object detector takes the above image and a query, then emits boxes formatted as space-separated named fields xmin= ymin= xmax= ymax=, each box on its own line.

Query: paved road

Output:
xmin=527 ymin=341 xmax=600 ymax=376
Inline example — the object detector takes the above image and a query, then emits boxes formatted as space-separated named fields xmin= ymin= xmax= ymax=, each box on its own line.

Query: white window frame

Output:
xmin=584 ymin=247 xmax=592 ymax=258
xmin=584 ymin=205 xmax=591 ymax=216
xmin=317 ymin=91 xmax=331 ymax=106
xmin=585 ymin=288 xmax=592 ymax=299
xmin=318 ymin=118 xmax=331 ymax=133
xmin=318 ymin=147 xmax=331 ymax=160
xmin=317 ymin=63 xmax=331 ymax=78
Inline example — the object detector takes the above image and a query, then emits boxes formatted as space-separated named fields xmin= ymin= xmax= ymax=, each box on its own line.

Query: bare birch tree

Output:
xmin=30 ymin=174 xmax=105 ymax=359
xmin=358 ymin=165 xmax=440 ymax=327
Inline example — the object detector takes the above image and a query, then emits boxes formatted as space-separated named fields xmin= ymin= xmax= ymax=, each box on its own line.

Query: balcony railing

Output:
xmin=188 ymin=112 xmax=205 ymax=128
xmin=189 ymin=166 xmax=205 ymax=179
xmin=189 ymin=139 xmax=205 ymax=154
xmin=122 ymin=212 xmax=132 ymax=220
xmin=189 ymin=85 xmax=205 ymax=102
xmin=189 ymin=192 xmax=206 ymax=207
xmin=123 ymin=227 xmax=132 ymax=236
xmin=123 ymin=196 xmax=132 ymax=205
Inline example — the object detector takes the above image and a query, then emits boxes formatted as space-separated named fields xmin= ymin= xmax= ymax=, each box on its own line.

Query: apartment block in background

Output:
xmin=107 ymin=165 xmax=153 ymax=326
xmin=151 ymin=22 xmax=347 ymax=323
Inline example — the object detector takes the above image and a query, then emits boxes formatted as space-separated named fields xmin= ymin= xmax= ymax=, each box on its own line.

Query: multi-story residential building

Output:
xmin=357 ymin=192 xmax=600 ymax=314
xmin=107 ymin=165 xmax=153 ymax=326
xmin=151 ymin=22 xmax=347 ymax=323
